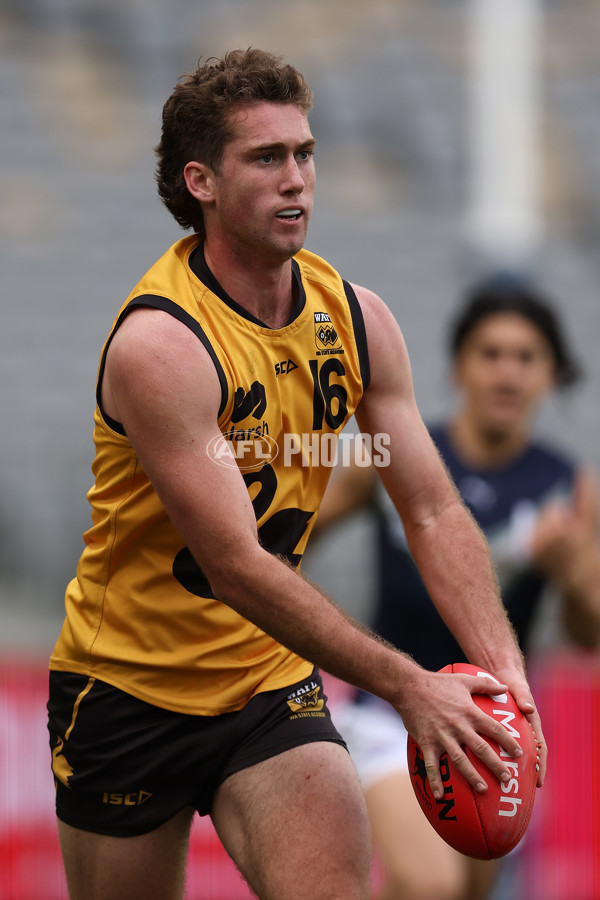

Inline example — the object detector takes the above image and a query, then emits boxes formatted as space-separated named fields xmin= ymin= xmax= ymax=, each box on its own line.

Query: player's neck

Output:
xmin=203 ymin=240 xmax=296 ymax=329
xmin=449 ymin=412 xmax=530 ymax=469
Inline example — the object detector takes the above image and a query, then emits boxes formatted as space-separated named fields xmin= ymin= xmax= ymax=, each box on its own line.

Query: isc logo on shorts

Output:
xmin=102 ymin=790 xmax=153 ymax=806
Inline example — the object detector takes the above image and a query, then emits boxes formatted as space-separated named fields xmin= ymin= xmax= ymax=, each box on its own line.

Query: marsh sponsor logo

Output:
xmin=231 ymin=381 xmax=267 ymax=422
xmin=481 ymin=672 xmax=525 ymax=820
xmin=206 ymin=423 xmax=278 ymax=471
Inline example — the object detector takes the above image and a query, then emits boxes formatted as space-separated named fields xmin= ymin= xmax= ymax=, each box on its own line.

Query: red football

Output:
xmin=407 ymin=663 xmax=538 ymax=859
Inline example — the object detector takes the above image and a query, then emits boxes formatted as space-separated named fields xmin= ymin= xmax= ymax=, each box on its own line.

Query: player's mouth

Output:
xmin=275 ymin=208 xmax=303 ymax=222
xmin=489 ymin=386 xmax=522 ymax=407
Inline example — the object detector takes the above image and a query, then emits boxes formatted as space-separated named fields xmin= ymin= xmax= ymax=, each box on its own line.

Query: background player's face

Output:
xmin=207 ymin=101 xmax=315 ymax=264
xmin=453 ymin=313 xmax=556 ymax=439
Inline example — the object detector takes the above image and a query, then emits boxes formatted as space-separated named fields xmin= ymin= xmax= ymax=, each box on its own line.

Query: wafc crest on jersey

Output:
xmin=314 ymin=312 xmax=343 ymax=355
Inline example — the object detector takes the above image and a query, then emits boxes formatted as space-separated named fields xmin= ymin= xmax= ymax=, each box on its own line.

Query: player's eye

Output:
xmin=481 ymin=346 xmax=500 ymax=361
xmin=518 ymin=350 xmax=535 ymax=365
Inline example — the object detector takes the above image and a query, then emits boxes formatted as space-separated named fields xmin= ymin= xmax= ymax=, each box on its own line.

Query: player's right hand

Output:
xmin=396 ymin=669 xmax=523 ymax=801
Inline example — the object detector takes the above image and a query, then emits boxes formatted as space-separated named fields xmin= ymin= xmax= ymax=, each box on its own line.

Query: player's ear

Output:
xmin=184 ymin=161 xmax=216 ymax=202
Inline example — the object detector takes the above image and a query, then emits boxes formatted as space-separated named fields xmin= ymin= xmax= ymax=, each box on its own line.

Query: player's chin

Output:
xmin=480 ymin=413 xmax=523 ymax=437
xmin=272 ymin=234 xmax=307 ymax=260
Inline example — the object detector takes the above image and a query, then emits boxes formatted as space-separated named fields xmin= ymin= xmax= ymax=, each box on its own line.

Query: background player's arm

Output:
xmin=311 ymin=453 xmax=376 ymax=538
xmin=530 ymin=467 xmax=600 ymax=647
xmin=352 ymin=283 xmax=546 ymax=782
xmin=102 ymin=306 xmax=524 ymax=800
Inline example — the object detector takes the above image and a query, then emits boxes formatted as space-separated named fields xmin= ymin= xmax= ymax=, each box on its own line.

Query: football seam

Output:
xmin=472 ymin=783 xmax=494 ymax=860
xmin=474 ymin=734 xmax=536 ymax=858
xmin=446 ymin=666 xmax=493 ymax=858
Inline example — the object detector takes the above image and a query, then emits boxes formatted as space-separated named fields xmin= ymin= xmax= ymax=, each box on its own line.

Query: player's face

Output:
xmin=208 ymin=102 xmax=315 ymax=264
xmin=454 ymin=313 xmax=556 ymax=438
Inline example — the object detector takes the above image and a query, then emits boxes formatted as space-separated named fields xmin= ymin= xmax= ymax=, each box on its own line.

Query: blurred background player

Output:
xmin=313 ymin=274 xmax=600 ymax=900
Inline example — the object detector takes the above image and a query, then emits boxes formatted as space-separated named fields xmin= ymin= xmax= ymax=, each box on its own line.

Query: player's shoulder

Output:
xmin=343 ymin=282 xmax=402 ymax=344
xmin=348 ymin=281 xmax=386 ymax=311
xmin=107 ymin=305 xmax=217 ymax=397
xmin=111 ymin=304 xmax=197 ymax=352
xmin=524 ymin=439 xmax=578 ymax=479
xmin=506 ymin=439 xmax=578 ymax=502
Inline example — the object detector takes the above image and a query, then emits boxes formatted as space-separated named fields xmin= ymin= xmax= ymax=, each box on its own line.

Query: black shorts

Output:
xmin=47 ymin=668 xmax=346 ymax=837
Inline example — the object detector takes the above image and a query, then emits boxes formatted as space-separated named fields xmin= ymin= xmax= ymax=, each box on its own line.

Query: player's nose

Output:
xmin=281 ymin=156 xmax=305 ymax=193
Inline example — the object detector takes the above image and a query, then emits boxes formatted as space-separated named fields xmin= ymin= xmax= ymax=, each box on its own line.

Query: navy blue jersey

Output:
xmin=371 ymin=424 xmax=576 ymax=672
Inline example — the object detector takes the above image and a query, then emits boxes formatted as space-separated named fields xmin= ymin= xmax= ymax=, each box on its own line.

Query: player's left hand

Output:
xmin=530 ymin=467 xmax=599 ymax=590
xmin=492 ymin=664 xmax=546 ymax=787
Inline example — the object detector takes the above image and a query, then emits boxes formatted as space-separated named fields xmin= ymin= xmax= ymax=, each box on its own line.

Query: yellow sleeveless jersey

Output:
xmin=50 ymin=235 xmax=370 ymax=714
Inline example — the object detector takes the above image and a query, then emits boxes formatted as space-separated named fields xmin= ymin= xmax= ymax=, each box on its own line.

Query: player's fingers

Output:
xmin=422 ymin=733 xmax=509 ymax=799
xmin=526 ymin=712 xmax=547 ymax=786
xmin=460 ymin=676 xmax=525 ymax=757
xmin=479 ymin=701 xmax=524 ymax=757
xmin=425 ymin=740 xmax=488 ymax=799
xmin=418 ymin=742 xmax=465 ymax=800
xmin=489 ymin=677 xmax=546 ymax=784
xmin=465 ymin=675 xmax=508 ymax=697
xmin=535 ymin=737 xmax=547 ymax=787
xmin=465 ymin=727 xmax=520 ymax=784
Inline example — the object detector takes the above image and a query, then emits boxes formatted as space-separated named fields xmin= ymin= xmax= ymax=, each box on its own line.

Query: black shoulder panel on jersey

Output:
xmin=95 ymin=294 xmax=228 ymax=435
xmin=343 ymin=280 xmax=371 ymax=391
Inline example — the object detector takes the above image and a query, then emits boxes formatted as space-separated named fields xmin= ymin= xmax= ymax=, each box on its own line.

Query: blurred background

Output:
xmin=0 ymin=0 xmax=599 ymax=898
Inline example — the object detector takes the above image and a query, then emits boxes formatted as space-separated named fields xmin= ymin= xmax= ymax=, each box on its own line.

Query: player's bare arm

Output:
xmin=103 ymin=306 xmax=522 ymax=802
xmin=352 ymin=283 xmax=546 ymax=787
xmin=530 ymin=467 xmax=600 ymax=647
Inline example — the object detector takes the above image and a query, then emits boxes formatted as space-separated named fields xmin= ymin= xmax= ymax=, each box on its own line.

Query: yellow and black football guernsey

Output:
xmin=50 ymin=234 xmax=370 ymax=715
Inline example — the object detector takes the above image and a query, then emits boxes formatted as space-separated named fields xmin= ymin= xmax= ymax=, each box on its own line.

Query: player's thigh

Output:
xmin=366 ymin=771 xmax=467 ymax=900
xmin=57 ymin=806 xmax=194 ymax=900
xmin=211 ymin=741 xmax=371 ymax=900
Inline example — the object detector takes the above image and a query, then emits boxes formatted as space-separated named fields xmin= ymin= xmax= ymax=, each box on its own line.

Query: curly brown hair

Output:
xmin=155 ymin=48 xmax=314 ymax=235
